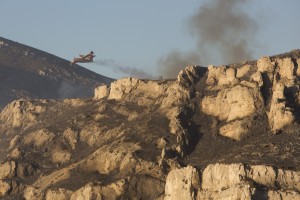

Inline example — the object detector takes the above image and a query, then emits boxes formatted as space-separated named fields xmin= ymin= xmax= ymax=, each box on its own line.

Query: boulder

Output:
xmin=94 ymin=85 xmax=109 ymax=99
xmin=219 ymin=119 xmax=252 ymax=141
xmin=63 ymin=128 xmax=78 ymax=150
xmin=0 ymin=161 xmax=16 ymax=179
xmin=277 ymin=57 xmax=295 ymax=81
xmin=236 ymin=64 xmax=251 ymax=78
xmin=0 ymin=180 xmax=11 ymax=197
xmin=164 ymin=166 xmax=200 ymax=200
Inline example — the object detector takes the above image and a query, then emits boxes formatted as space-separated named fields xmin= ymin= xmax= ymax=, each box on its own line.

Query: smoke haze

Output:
xmin=158 ymin=0 xmax=259 ymax=78
xmin=94 ymin=59 xmax=156 ymax=79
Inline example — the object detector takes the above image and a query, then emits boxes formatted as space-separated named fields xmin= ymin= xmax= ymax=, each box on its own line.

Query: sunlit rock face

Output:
xmin=1 ymin=50 xmax=300 ymax=199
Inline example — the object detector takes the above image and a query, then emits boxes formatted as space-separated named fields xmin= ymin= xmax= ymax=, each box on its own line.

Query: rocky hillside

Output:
xmin=0 ymin=37 xmax=113 ymax=109
xmin=1 ymin=49 xmax=300 ymax=199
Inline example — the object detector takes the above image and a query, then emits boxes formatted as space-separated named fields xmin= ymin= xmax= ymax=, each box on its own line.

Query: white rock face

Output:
xmin=268 ymin=190 xmax=300 ymax=200
xmin=202 ymin=163 xmax=246 ymax=190
xmin=202 ymin=53 xmax=300 ymax=138
xmin=277 ymin=169 xmax=300 ymax=192
xmin=248 ymin=165 xmax=277 ymax=188
xmin=165 ymin=163 xmax=300 ymax=200
xmin=106 ymin=77 xmax=190 ymax=109
xmin=201 ymin=85 xmax=260 ymax=122
xmin=0 ymin=100 xmax=42 ymax=129
xmin=257 ymin=56 xmax=275 ymax=74
xmin=198 ymin=183 xmax=255 ymax=200
xmin=94 ymin=85 xmax=109 ymax=99
xmin=164 ymin=166 xmax=200 ymax=200
xmin=277 ymin=57 xmax=295 ymax=82
xmin=268 ymin=83 xmax=295 ymax=132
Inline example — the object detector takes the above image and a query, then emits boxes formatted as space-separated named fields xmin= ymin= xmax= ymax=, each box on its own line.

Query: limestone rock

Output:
xmin=94 ymin=85 xmax=109 ymax=99
xmin=202 ymin=163 xmax=246 ymax=190
xmin=23 ymin=129 xmax=55 ymax=148
xmin=219 ymin=119 xmax=252 ymax=141
xmin=257 ymin=56 xmax=275 ymax=74
xmin=277 ymin=169 xmax=300 ymax=192
xmin=198 ymin=183 xmax=256 ymax=200
xmin=236 ymin=64 xmax=251 ymax=78
xmin=247 ymin=165 xmax=277 ymax=188
xmin=268 ymin=190 xmax=300 ymax=200
xmin=164 ymin=166 xmax=200 ymax=200
xmin=201 ymin=85 xmax=262 ymax=122
xmin=70 ymin=183 xmax=101 ymax=200
xmin=0 ymin=161 xmax=16 ymax=179
xmin=51 ymin=149 xmax=71 ymax=164
xmin=0 ymin=180 xmax=11 ymax=197
xmin=63 ymin=128 xmax=78 ymax=149
xmin=0 ymin=100 xmax=40 ymax=129
xmin=101 ymin=179 xmax=127 ymax=198
xmin=177 ymin=65 xmax=204 ymax=87
xmin=107 ymin=77 xmax=190 ymax=109
xmin=277 ymin=57 xmax=295 ymax=81
xmin=297 ymin=58 xmax=300 ymax=77
xmin=206 ymin=65 xmax=240 ymax=87
xmin=108 ymin=77 xmax=139 ymax=100
xmin=45 ymin=188 xmax=72 ymax=200
xmin=268 ymin=83 xmax=294 ymax=132
xmin=79 ymin=143 xmax=140 ymax=175
xmin=23 ymin=187 xmax=43 ymax=200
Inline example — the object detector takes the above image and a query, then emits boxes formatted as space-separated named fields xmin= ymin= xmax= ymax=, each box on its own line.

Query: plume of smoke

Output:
xmin=94 ymin=59 xmax=156 ymax=79
xmin=158 ymin=0 xmax=258 ymax=78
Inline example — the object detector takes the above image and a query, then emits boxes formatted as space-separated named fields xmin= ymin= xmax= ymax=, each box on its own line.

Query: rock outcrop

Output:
xmin=201 ymin=50 xmax=300 ymax=139
xmin=165 ymin=163 xmax=300 ymax=200
xmin=1 ymin=50 xmax=300 ymax=199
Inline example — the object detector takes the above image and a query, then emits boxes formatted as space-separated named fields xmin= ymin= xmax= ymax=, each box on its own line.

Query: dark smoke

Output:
xmin=94 ymin=59 xmax=156 ymax=79
xmin=158 ymin=0 xmax=259 ymax=78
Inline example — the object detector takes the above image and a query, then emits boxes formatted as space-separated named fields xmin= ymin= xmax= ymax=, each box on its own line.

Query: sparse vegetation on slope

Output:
xmin=1 ymin=49 xmax=300 ymax=199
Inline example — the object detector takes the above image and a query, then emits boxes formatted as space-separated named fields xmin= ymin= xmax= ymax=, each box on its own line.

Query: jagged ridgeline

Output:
xmin=1 ymin=49 xmax=300 ymax=199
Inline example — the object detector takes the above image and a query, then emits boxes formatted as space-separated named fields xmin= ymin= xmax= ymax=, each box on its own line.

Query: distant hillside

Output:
xmin=0 ymin=37 xmax=113 ymax=109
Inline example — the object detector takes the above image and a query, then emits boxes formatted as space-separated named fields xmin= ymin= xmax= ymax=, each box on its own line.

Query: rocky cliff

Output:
xmin=1 ymin=50 xmax=300 ymax=199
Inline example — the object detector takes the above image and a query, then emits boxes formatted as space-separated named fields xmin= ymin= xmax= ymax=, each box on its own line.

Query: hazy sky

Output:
xmin=1 ymin=0 xmax=300 ymax=79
